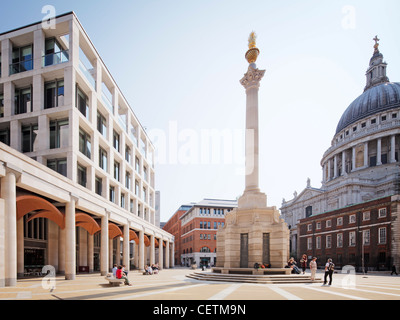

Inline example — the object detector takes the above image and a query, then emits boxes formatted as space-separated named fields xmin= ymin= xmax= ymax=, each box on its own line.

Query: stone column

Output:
xmin=150 ymin=234 xmax=155 ymax=266
xmin=88 ymin=234 xmax=94 ymax=273
xmin=390 ymin=135 xmax=396 ymax=163
xmin=158 ymin=238 xmax=164 ymax=270
xmin=240 ymin=65 xmax=265 ymax=194
xmin=100 ymin=213 xmax=109 ymax=276
xmin=171 ymin=241 xmax=175 ymax=268
xmin=333 ymin=155 xmax=338 ymax=178
xmin=65 ymin=195 xmax=77 ymax=280
xmin=123 ymin=225 xmax=130 ymax=272
xmin=352 ymin=146 xmax=356 ymax=171
xmin=341 ymin=151 xmax=346 ymax=176
xmin=364 ymin=142 xmax=369 ymax=167
xmin=109 ymin=238 xmax=114 ymax=269
xmin=165 ymin=240 xmax=170 ymax=269
xmin=138 ymin=230 xmax=145 ymax=270
xmin=2 ymin=169 xmax=18 ymax=286
xmin=377 ymin=138 xmax=382 ymax=165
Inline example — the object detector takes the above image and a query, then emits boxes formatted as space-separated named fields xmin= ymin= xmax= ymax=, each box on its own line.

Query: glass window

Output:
xmin=99 ymin=147 xmax=108 ymax=171
xmin=10 ymin=45 xmax=33 ymax=74
xmin=50 ymin=119 xmax=69 ymax=149
xmin=378 ymin=208 xmax=387 ymax=218
xmin=95 ymin=176 xmax=102 ymax=196
xmin=114 ymin=161 xmax=120 ymax=181
xmin=363 ymin=230 xmax=370 ymax=245
xmin=47 ymin=158 xmax=67 ymax=177
xmin=77 ymin=164 xmax=86 ymax=187
xmin=337 ymin=233 xmax=343 ymax=248
xmin=349 ymin=231 xmax=356 ymax=247
xmin=125 ymin=145 xmax=131 ymax=163
xmin=379 ymin=227 xmax=386 ymax=244
xmin=97 ymin=112 xmax=107 ymax=138
xmin=21 ymin=124 xmax=38 ymax=153
xmin=45 ymin=80 xmax=64 ymax=109
xmin=113 ymin=130 xmax=120 ymax=152
xmin=79 ymin=128 xmax=91 ymax=159
xmin=135 ymin=180 xmax=139 ymax=196
xmin=326 ymin=235 xmax=332 ymax=248
xmin=76 ymin=86 xmax=89 ymax=119
xmin=125 ymin=171 xmax=131 ymax=189
xmin=15 ymin=87 xmax=32 ymax=115
xmin=44 ymin=38 xmax=69 ymax=66
xmin=135 ymin=156 xmax=140 ymax=173
xmin=0 ymin=128 xmax=10 ymax=146
xmin=109 ymin=186 xmax=115 ymax=203
xmin=120 ymin=194 xmax=125 ymax=209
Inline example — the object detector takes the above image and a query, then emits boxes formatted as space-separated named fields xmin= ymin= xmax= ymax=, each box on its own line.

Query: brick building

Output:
xmin=298 ymin=195 xmax=400 ymax=271
xmin=162 ymin=204 xmax=193 ymax=266
xmin=163 ymin=199 xmax=237 ymax=267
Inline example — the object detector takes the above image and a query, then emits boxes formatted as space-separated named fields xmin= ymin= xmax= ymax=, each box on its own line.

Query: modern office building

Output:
xmin=0 ymin=12 xmax=174 ymax=287
xmin=280 ymin=38 xmax=400 ymax=270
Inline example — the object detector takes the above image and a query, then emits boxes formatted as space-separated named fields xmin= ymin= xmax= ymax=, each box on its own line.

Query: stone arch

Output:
xmin=16 ymin=195 xmax=65 ymax=229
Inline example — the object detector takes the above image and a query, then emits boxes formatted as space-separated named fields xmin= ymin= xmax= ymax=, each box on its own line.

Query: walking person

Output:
xmin=324 ymin=258 xmax=335 ymax=285
xmin=391 ymin=264 xmax=398 ymax=276
xmin=300 ymin=254 xmax=308 ymax=274
xmin=310 ymin=257 xmax=318 ymax=281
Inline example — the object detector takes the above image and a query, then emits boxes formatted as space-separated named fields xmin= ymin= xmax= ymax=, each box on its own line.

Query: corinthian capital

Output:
xmin=240 ymin=65 xmax=266 ymax=89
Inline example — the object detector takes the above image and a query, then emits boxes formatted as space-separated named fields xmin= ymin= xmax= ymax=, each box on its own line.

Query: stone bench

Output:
xmin=104 ymin=275 xmax=125 ymax=286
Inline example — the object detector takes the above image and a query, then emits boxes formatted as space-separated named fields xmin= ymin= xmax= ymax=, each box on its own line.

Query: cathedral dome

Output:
xmin=335 ymin=82 xmax=400 ymax=134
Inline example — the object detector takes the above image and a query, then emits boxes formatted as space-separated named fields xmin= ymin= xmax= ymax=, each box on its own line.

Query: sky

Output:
xmin=1 ymin=0 xmax=400 ymax=222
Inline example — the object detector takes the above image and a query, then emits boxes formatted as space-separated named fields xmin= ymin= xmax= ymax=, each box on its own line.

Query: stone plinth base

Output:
xmin=212 ymin=267 xmax=291 ymax=275
xmin=216 ymin=202 xmax=290 ymax=269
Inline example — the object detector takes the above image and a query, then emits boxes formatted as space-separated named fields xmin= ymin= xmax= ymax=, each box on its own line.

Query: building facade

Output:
xmin=298 ymin=195 xmax=399 ymax=271
xmin=162 ymin=204 xmax=194 ymax=266
xmin=180 ymin=199 xmax=237 ymax=267
xmin=280 ymin=39 xmax=400 ymax=270
xmin=0 ymin=12 xmax=174 ymax=287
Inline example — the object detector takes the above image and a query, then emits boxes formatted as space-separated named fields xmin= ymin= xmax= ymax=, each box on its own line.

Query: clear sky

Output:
xmin=1 ymin=0 xmax=400 ymax=222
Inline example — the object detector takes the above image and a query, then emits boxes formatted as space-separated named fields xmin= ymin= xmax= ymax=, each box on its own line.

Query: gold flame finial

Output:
xmin=248 ymin=31 xmax=257 ymax=49
xmin=245 ymin=31 xmax=260 ymax=64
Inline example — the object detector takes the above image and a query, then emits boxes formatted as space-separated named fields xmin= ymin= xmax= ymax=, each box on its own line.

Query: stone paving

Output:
xmin=1 ymin=267 xmax=400 ymax=301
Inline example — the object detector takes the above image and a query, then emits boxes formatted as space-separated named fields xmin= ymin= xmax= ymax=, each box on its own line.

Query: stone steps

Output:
xmin=186 ymin=272 xmax=323 ymax=284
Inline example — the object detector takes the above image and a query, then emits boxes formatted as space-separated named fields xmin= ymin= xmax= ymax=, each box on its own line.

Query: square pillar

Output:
xmin=65 ymin=195 xmax=77 ymax=280
xmin=100 ymin=213 xmax=109 ymax=276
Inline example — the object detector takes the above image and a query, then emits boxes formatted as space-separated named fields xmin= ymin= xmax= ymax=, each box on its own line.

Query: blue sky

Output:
xmin=2 ymin=0 xmax=400 ymax=222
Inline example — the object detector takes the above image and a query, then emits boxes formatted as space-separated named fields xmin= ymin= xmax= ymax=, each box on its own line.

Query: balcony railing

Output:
xmin=43 ymin=50 xmax=69 ymax=67
xmin=101 ymin=92 xmax=114 ymax=114
xmin=9 ymin=59 xmax=33 ymax=75
xmin=79 ymin=60 xmax=96 ymax=89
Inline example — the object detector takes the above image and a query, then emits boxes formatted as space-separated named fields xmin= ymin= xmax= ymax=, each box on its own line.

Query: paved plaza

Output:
xmin=0 ymin=267 xmax=400 ymax=301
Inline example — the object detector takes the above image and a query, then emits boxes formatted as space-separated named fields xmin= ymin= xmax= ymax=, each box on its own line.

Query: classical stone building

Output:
xmin=0 ymin=12 xmax=174 ymax=287
xmin=280 ymin=38 xmax=400 ymax=270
